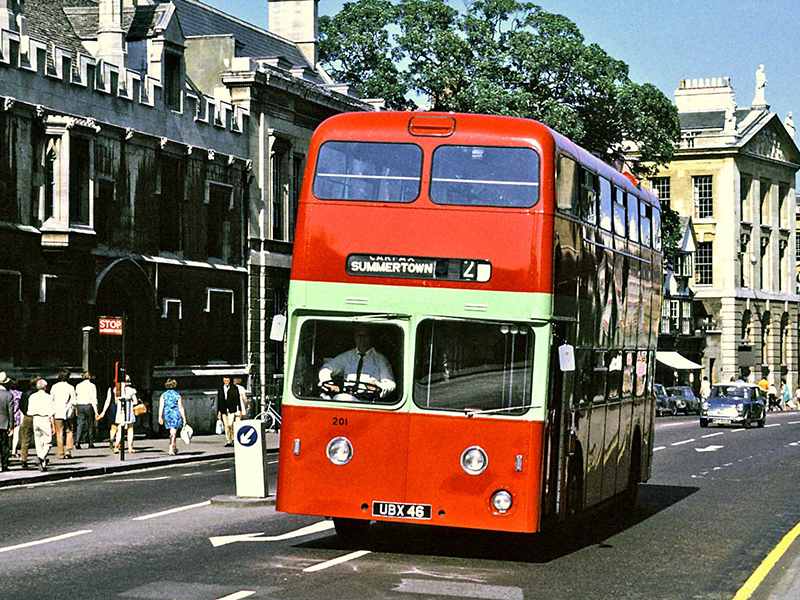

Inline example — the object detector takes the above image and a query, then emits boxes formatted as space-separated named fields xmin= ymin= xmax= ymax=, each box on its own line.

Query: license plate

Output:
xmin=372 ymin=501 xmax=432 ymax=520
xmin=712 ymin=418 xmax=732 ymax=424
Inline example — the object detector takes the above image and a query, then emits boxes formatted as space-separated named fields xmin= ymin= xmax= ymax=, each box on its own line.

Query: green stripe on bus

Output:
xmin=285 ymin=281 xmax=553 ymax=421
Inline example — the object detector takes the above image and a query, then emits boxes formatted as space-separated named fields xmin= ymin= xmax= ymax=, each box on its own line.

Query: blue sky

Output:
xmin=201 ymin=0 xmax=799 ymax=123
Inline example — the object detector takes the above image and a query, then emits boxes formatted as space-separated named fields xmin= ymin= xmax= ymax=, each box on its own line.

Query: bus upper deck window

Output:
xmin=430 ymin=145 xmax=539 ymax=208
xmin=313 ymin=141 xmax=422 ymax=203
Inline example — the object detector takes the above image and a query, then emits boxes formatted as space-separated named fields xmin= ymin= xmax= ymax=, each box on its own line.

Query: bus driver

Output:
xmin=318 ymin=326 xmax=396 ymax=398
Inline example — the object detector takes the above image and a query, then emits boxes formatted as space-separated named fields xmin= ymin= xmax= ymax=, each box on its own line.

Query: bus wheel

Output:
xmin=565 ymin=457 xmax=584 ymax=519
xmin=333 ymin=517 xmax=370 ymax=541
xmin=621 ymin=446 xmax=641 ymax=511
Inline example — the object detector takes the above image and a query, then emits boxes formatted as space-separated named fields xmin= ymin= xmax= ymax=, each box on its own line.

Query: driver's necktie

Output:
xmin=355 ymin=352 xmax=365 ymax=384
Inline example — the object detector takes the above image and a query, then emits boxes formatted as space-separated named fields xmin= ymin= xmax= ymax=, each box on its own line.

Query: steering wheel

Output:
xmin=342 ymin=380 xmax=382 ymax=400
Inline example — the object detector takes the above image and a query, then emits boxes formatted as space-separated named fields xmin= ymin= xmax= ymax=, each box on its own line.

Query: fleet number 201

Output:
xmin=333 ymin=417 xmax=348 ymax=426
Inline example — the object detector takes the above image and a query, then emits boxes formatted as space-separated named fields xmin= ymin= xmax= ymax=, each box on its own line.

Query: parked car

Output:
xmin=700 ymin=383 xmax=766 ymax=428
xmin=665 ymin=386 xmax=701 ymax=415
xmin=654 ymin=383 xmax=671 ymax=416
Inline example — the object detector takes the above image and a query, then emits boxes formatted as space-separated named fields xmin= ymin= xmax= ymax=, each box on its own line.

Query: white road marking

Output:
xmin=110 ymin=476 xmax=171 ymax=482
xmin=394 ymin=578 xmax=524 ymax=599
xmin=653 ymin=446 xmax=666 ymax=452
xmin=210 ymin=521 xmax=335 ymax=547
xmin=216 ymin=468 xmax=232 ymax=473
xmin=702 ymin=432 xmax=725 ymax=438
xmin=765 ymin=423 xmax=781 ymax=428
xmin=268 ymin=460 xmax=279 ymax=464
xmin=215 ymin=592 xmax=255 ymax=600
xmin=182 ymin=472 xmax=203 ymax=477
xmin=788 ymin=421 xmax=800 ymax=425
xmin=662 ymin=422 xmax=688 ymax=427
xmin=0 ymin=530 xmax=92 ymax=554
xmin=133 ymin=500 xmax=211 ymax=521
xmin=731 ymin=428 xmax=748 ymax=433
xmin=696 ymin=445 xmax=724 ymax=453
xmin=672 ymin=439 xmax=696 ymax=446
xmin=303 ymin=549 xmax=371 ymax=573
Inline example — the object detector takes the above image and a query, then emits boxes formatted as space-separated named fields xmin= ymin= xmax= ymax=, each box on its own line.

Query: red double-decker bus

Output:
xmin=275 ymin=111 xmax=663 ymax=537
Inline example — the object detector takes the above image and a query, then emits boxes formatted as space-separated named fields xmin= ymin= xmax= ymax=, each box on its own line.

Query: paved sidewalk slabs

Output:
xmin=0 ymin=433 xmax=280 ymax=488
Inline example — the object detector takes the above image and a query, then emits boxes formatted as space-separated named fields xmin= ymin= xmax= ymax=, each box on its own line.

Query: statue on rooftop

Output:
xmin=753 ymin=64 xmax=767 ymax=106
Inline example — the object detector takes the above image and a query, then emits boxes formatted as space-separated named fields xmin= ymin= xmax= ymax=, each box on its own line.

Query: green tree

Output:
xmin=319 ymin=0 xmax=679 ymax=177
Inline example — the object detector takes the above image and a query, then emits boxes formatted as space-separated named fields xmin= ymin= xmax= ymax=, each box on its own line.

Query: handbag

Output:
xmin=215 ymin=418 xmax=224 ymax=435
xmin=180 ymin=424 xmax=194 ymax=445
xmin=133 ymin=403 xmax=147 ymax=417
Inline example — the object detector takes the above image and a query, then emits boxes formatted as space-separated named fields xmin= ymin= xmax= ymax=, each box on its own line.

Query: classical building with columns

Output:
xmin=632 ymin=72 xmax=800 ymax=387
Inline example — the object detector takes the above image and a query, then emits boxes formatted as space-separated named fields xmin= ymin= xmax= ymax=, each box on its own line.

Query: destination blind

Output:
xmin=346 ymin=254 xmax=491 ymax=282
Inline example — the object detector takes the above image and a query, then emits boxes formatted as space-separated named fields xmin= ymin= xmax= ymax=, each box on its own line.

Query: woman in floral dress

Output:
xmin=158 ymin=378 xmax=187 ymax=456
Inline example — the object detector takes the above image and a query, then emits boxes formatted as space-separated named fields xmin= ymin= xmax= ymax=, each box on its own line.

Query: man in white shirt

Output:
xmin=319 ymin=326 xmax=396 ymax=399
xmin=75 ymin=371 xmax=99 ymax=449
xmin=27 ymin=378 xmax=56 ymax=471
xmin=50 ymin=369 xmax=76 ymax=459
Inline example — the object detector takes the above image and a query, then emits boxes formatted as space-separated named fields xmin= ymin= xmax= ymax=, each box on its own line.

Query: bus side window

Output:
xmin=640 ymin=200 xmax=652 ymax=247
xmin=635 ymin=350 xmax=648 ymax=396
xmin=627 ymin=194 xmax=639 ymax=243
xmin=622 ymin=351 xmax=634 ymax=396
xmin=599 ymin=177 xmax=612 ymax=231
xmin=613 ymin=187 xmax=626 ymax=237
xmin=581 ymin=168 xmax=597 ymax=225
xmin=607 ymin=351 xmax=622 ymax=400
xmin=556 ymin=155 xmax=579 ymax=215
xmin=652 ymin=207 xmax=662 ymax=251
xmin=592 ymin=350 xmax=607 ymax=404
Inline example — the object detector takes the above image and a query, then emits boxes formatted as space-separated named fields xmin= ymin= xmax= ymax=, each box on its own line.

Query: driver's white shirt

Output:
xmin=319 ymin=347 xmax=396 ymax=394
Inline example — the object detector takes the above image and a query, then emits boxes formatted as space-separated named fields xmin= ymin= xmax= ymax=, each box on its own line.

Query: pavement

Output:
xmin=0 ymin=432 xmax=280 ymax=488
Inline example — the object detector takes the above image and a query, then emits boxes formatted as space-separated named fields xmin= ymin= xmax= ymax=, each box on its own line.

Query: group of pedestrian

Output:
xmin=756 ymin=376 xmax=799 ymax=411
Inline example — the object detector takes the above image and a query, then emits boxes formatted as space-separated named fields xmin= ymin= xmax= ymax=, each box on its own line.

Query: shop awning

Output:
xmin=656 ymin=351 xmax=703 ymax=370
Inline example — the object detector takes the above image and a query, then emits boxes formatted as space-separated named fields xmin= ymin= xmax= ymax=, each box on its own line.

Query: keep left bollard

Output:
xmin=233 ymin=419 xmax=268 ymax=497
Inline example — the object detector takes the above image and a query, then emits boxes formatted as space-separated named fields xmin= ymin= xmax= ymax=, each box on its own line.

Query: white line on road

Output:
xmin=216 ymin=468 xmax=231 ymax=473
xmin=672 ymin=439 xmax=696 ymax=446
xmin=662 ymin=422 xmax=689 ymax=427
xmin=209 ymin=521 xmax=335 ymax=547
xmin=789 ymin=421 xmax=800 ymax=425
xmin=268 ymin=460 xmax=279 ymax=465
xmin=731 ymin=428 xmax=748 ymax=433
xmin=0 ymin=530 xmax=92 ymax=554
xmin=765 ymin=423 xmax=781 ymax=428
xmin=215 ymin=592 xmax=255 ymax=600
xmin=653 ymin=446 xmax=666 ymax=451
xmin=182 ymin=472 xmax=203 ymax=477
xmin=133 ymin=500 xmax=211 ymax=521
xmin=303 ymin=550 xmax=371 ymax=573
xmin=110 ymin=476 xmax=171 ymax=482
xmin=702 ymin=432 xmax=726 ymax=438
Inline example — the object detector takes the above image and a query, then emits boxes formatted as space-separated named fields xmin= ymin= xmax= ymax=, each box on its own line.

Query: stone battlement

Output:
xmin=679 ymin=77 xmax=731 ymax=90
xmin=0 ymin=27 xmax=249 ymax=150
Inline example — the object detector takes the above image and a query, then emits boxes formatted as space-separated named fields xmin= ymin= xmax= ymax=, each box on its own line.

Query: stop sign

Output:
xmin=98 ymin=317 xmax=123 ymax=335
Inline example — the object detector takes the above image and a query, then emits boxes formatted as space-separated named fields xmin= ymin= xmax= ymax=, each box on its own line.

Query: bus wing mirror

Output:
xmin=558 ymin=344 xmax=575 ymax=372
xmin=270 ymin=314 xmax=287 ymax=342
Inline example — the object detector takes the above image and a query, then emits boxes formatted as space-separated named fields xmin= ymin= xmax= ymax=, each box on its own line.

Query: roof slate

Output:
xmin=679 ymin=109 xmax=751 ymax=131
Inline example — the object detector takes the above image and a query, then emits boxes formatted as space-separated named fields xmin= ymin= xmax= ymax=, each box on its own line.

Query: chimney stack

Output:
xmin=268 ymin=0 xmax=318 ymax=68
xmin=96 ymin=0 xmax=126 ymax=69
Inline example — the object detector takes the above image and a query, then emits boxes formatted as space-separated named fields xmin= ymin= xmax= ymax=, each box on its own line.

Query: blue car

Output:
xmin=700 ymin=383 xmax=766 ymax=428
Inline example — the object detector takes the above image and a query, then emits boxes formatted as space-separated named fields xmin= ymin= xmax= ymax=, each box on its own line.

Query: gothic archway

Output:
xmin=93 ymin=259 xmax=157 ymax=397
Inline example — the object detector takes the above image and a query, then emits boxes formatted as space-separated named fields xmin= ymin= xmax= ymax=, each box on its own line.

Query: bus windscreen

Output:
xmin=414 ymin=319 xmax=533 ymax=414
xmin=430 ymin=146 xmax=540 ymax=208
xmin=313 ymin=141 xmax=422 ymax=203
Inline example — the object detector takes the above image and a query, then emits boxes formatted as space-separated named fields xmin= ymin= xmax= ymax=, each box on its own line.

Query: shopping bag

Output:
xmin=215 ymin=418 xmax=224 ymax=435
xmin=180 ymin=424 xmax=193 ymax=445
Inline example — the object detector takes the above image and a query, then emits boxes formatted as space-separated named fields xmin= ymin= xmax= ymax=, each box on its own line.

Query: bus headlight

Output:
xmin=702 ymin=402 xmax=709 ymax=411
xmin=326 ymin=437 xmax=353 ymax=466
xmin=491 ymin=490 xmax=513 ymax=513
xmin=461 ymin=446 xmax=488 ymax=475
xmin=736 ymin=403 xmax=744 ymax=413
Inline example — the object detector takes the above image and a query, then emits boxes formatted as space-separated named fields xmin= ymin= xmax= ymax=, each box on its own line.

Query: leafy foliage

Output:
xmin=319 ymin=0 xmax=680 ymax=177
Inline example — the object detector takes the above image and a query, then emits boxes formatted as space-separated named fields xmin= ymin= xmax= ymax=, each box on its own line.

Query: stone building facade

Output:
xmin=636 ymin=73 xmax=800 ymax=387
xmin=0 ymin=0 xmax=373 ymax=428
